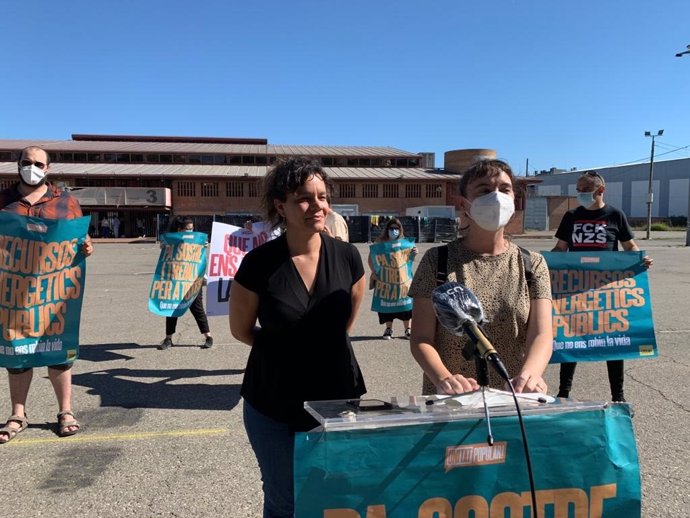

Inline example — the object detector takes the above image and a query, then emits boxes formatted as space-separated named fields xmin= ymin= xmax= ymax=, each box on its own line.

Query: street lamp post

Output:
xmin=644 ymin=130 xmax=663 ymax=240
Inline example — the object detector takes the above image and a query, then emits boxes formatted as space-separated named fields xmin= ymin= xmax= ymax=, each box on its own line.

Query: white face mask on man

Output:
xmin=19 ymin=164 xmax=47 ymax=186
xmin=576 ymin=191 xmax=596 ymax=208
xmin=467 ymin=191 xmax=515 ymax=231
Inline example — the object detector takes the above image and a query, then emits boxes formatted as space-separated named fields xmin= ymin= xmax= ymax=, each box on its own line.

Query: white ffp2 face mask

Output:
xmin=576 ymin=192 xmax=595 ymax=208
xmin=468 ymin=191 xmax=515 ymax=231
xmin=19 ymin=164 xmax=47 ymax=186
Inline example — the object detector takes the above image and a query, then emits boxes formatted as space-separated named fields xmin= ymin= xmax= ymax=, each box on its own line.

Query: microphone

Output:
xmin=431 ymin=282 xmax=511 ymax=382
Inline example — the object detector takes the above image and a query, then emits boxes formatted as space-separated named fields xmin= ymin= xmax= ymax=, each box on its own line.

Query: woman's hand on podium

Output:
xmin=437 ymin=374 xmax=480 ymax=395
xmin=510 ymin=369 xmax=547 ymax=394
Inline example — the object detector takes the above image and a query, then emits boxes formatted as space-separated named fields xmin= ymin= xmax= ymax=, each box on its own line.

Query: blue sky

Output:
xmin=2 ymin=1 xmax=688 ymax=174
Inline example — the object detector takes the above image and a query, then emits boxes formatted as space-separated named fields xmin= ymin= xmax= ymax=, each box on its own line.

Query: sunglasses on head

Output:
xmin=583 ymin=171 xmax=601 ymax=178
xmin=20 ymin=159 xmax=47 ymax=169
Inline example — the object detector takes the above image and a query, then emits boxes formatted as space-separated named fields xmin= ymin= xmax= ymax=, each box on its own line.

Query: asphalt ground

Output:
xmin=0 ymin=231 xmax=688 ymax=517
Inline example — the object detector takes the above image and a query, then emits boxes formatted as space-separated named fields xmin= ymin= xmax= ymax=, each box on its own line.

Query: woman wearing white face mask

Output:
xmin=408 ymin=159 xmax=553 ymax=395
xmin=368 ymin=218 xmax=418 ymax=339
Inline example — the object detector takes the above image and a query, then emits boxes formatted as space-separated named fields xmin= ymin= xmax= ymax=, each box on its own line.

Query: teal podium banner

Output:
xmin=370 ymin=238 xmax=415 ymax=313
xmin=148 ymin=231 xmax=207 ymax=317
xmin=542 ymin=251 xmax=657 ymax=363
xmin=294 ymin=404 xmax=640 ymax=518
xmin=0 ymin=212 xmax=90 ymax=369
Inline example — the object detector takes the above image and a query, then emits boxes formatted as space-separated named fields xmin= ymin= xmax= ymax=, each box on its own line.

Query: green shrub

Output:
xmin=650 ymin=223 xmax=669 ymax=231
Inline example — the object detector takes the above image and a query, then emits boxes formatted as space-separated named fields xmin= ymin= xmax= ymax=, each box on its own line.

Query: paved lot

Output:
xmin=0 ymin=232 xmax=688 ymax=517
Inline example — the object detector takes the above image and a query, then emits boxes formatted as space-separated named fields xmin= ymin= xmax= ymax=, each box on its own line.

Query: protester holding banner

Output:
xmin=368 ymin=217 xmax=417 ymax=339
xmin=229 ymin=157 xmax=366 ymax=518
xmin=409 ymin=159 xmax=553 ymax=395
xmin=552 ymin=170 xmax=653 ymax=402
xmin=0 ymin=145 xmax=93 ymax=443
xmin=158 ymin=216 xmax=213 ymax=350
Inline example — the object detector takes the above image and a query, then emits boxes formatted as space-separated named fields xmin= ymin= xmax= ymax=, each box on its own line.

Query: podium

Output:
xmin=294 ymin=393 xmax=641 ymax=518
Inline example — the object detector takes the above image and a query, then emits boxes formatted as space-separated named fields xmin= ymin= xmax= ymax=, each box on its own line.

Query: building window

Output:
xmin=405 ymin=184 xmax=421 ymax=198
xmin=339 ymin=183 xmax=356 ymax=198
xmin=248 ymin=182 xmax=261 ymax=198
xmin=383 ymin=184 xmax=399 ymax=198
xmin=201 ymin=182 xmax=218 ymax=197
xmin=362 ymin=183 xmax=379 ymax=198
xmin=226 ymin=182 xmax=244 ymax=197
xmin=426 ymin=184 xmax=443 ymax=198
xmin=177 ymin=181 xmax=196 ymax=197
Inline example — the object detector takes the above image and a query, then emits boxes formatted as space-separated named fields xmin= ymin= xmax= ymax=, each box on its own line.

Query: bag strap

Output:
xmin=436 ymin=245 xmax=448 ymax=286
xmin=518 ymin=245 xmax=533 ymax=288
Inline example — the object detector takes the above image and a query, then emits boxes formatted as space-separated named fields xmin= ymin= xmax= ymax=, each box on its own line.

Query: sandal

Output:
xmin=0 ymin=414 xmax=29 ymax=444
xmin=57 ymin=411 xmax=81 ymax=437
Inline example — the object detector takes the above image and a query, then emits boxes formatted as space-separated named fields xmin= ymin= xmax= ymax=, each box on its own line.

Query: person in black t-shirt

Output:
xmin=552 ymin=171 xmax=653 ymax=402
xmin=229 ymin=157 xmax=367 ymax=518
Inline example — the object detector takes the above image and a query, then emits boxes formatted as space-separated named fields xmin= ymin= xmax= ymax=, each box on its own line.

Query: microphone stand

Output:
xmin=468 ymin=344 xmax=494 ymax=446
xmin=426 ymin=344 xmax=495 ymax=446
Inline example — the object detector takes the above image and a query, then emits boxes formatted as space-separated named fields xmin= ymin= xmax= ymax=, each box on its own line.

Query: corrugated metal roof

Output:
xmin=0 ymin=139 xmax=418 ymax=157
xmin=0 ymin=162 xmax=453 ymax=180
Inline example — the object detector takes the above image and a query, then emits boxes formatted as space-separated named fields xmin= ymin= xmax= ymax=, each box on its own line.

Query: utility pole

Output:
xmin=525 ymin=158 xmax=529 ymax=176
xmin=644 ymin=130 xmax=663 ymax=240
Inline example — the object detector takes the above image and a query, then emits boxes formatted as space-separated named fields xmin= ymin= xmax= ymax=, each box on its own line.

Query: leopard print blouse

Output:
xmin=408 ymin=239 xmax=552 ymax=393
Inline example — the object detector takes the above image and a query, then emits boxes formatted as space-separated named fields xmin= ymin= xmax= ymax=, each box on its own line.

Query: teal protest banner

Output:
xmin=542 ymin=251 xmax=657 ymax=363
xmin=294 ymin=404 xmax=640 ymax=518
xmin=369 ymin=238 xmax=415 ymax=313
xmin=0 ymin=212 xmax=90 ymax=369
xmin=148 ymin=231 xmax=208 ymax=317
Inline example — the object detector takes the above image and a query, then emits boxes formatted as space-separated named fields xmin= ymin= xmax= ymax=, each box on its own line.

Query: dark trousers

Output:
xmin=165 ymin=289 xmax=209 ymax=336
xmin=243 ymin=400 xmax=295 ymax=518
xmin=558 ymin=360 xmax=625 ymax=400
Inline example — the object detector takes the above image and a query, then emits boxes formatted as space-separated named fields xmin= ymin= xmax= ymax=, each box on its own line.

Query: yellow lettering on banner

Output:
xmin=419 ymin=498 xmax=453 ymax=518
xmin=454 ymin=495 xmax=489 ymax=518
xmin=172 ymin=281 xmax=190 ymax=299
xmin=550 ymin=269 xmax=637 ymax=293
xmin=320 ymin=482 xmax=618 ymax=517
xmin=0 ymin=237 xmax=79 ymax=275
xmin=183 ymin=277 xmax=204 ymax=302
xmin=375 ymin=253 xmax=388 ymax=267
xmin=553 ymin=310 xmax=629 ymax=337
xmin=174 ymin=243 xmax=203 ymax=262
xmin=490 ymin=491 xmax=532 ymax=517
xmin=589 ymin=483 xmax=616 ymax=518
xmin=535 ymin=488 xmax=588 ymax=518
xmin=0 ymin=302 xmax=67 ymax=340
xmin=150 ymin=280 xmax=172 ymax=299
xmin=162 ymin=245 xmax=174 ymax=261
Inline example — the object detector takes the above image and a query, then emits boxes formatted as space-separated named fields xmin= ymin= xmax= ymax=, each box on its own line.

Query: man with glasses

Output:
xmin=552 ymin=170 xmax=652 ymax=402
xmin=0 ymin=146 xmax=93 ymax=443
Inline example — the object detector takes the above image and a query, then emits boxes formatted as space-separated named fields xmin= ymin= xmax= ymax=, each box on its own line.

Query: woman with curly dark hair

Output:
xmin=229 ymin=157 xmax=367 ymax=518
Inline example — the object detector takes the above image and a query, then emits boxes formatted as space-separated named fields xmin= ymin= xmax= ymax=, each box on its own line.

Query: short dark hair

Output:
xmin=18 ymin=146 xmax=51 ymax=167
xmin=168 ymin=215 xmax=194 ymax=232
xmin=458 ymin=159 xmax=514 ymax=197
xmin=261 ymin=157 xmax=332 ymax=229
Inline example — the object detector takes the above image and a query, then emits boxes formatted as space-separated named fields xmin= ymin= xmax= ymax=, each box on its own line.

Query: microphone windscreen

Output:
xmin=431 ymin=282 xmax=486 ymax=335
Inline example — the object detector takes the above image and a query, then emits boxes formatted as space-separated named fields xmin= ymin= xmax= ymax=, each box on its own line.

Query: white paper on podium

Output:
xmin=430 ymin=388 xmax=555 ymax=409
